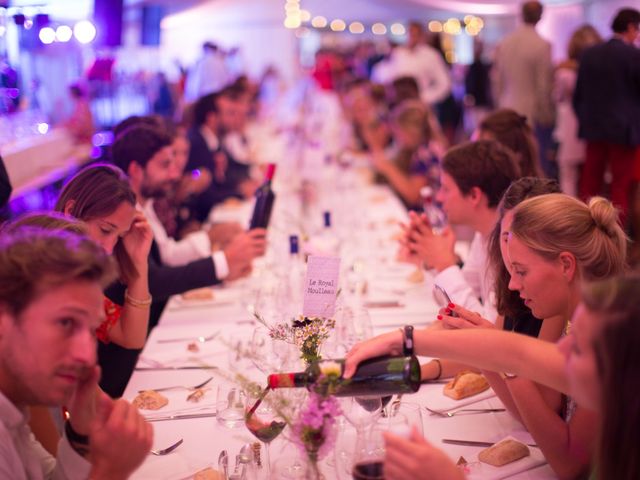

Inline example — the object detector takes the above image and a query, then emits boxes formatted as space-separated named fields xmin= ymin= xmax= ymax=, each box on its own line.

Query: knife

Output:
xmin=135 ymin=366 xmax=218 ymax=371
xmin=364 ymin=300 xmax=404 ymax=308
xmin=147 ymin=412 xmax=217 ymax=422
xmin=442 ymin=439 xmax=538 ymax=448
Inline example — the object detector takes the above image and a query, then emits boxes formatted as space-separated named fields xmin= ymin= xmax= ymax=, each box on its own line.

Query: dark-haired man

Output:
xmin=0 ymin=227 xmax=151 ymax=479
xmin=403 ymin=140 xmax=521 ymax=321
xmin=573 ymin=7 xmax=640 ymax=225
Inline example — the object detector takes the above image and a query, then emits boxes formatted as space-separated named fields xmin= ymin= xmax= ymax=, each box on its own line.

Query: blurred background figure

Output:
xmin=464 ymin=39 xmax=493 ymax=136
xmin=63 ymin=83 xmax=94 ymax=144
xmin=493 ymin=1 xmax=556 ymax=179
xmin=553 ymin=25 xmax=602 ymax=197
xmin=184 ymin=42 xmax=230 ymax=103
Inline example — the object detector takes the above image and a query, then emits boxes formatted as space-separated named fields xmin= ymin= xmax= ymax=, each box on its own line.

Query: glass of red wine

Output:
xmin=351 ymin=426 xmax=385 ymax=480
xmin=245 ymin=388 xmax=287 ymax=478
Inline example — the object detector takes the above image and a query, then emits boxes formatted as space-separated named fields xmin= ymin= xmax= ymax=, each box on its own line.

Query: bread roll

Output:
xmin=132 ymin=390 xmax=168 ymax=410
xmin=181 ymin=288 xmax=215 ymax=301
xmin=478 ymin=438 xmax=530 ymax=467
xmin=194 ymin=467 xmax=225 ymax=480
xmin=443 ymin=371 xmax=489 ymax=400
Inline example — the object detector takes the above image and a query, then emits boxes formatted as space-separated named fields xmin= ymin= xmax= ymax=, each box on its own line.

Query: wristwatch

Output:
xmin=402 ymin=325 xmax=414 ymax=356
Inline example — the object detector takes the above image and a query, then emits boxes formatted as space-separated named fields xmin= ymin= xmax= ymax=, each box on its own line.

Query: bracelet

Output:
xmin=125 ymin=289 xmax=152 ymax=308
xmin=401 ymin=325 xmax=414 ymax=356
xmin=65 ymin=421 xmax=90 ymax=457
xmin=432 ymin=359 xmax=442 ymax=380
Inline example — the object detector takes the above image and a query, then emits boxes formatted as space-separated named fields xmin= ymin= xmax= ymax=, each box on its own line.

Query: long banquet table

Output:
xmin=124 ymin=178 xmax=557 ymax=480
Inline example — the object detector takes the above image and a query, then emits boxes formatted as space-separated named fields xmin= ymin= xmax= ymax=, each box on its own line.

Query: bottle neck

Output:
xmin=323 ymin=211 xmax=331 ymax=228
xmin=264 ymin=163 xmax=276 ymax=182
xmin=268 ymin=372 xmax=307 ymax=389
xmin=289 ymin=235 xmax=299 ymax=255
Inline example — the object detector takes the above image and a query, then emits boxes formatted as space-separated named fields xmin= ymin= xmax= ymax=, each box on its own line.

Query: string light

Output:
xmin=349 ymin=21 xmax=365 ymax=34
xmin=330 ymin=19 xmax=346 ymax=32
xmin=311 ymin=15 xmax=327 ymax=28
xmin=371 ymin=23 xmax=387 ymax=35
xmin=428 ymin=20 xmax=443 ymax=33
xmin=390 ymin=23 xmax=406 ymax=36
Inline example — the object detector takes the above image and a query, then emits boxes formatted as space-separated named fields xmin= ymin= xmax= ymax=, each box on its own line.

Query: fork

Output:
xmin=150 ymin=438 xmax=184 ymax=456
xmin=157 ymin=332 xmax=219 ymax=344
xmin=139 ymin=376 xmax=213 ymax=393
xmin=425 ymin=406 xmax=506 ymax=418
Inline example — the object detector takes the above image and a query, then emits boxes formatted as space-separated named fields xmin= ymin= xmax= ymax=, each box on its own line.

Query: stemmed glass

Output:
xmin=249 ymin=327 xmax=288 ymax=374
xmin=244 ymin=388 xmax=287 ymax=479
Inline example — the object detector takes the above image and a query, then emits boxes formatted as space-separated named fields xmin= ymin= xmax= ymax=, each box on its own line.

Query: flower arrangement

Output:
xmin=254 ymin=313 xmax=336 ymax=365
xmin=291 ymin=361 xmax=342 ymax=478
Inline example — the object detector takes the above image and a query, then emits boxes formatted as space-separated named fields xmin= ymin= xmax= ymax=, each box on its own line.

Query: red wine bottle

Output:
xmin=249 ymin=163 xmax=276 ymax=229
xmin=267 ymin=355 xmax=421 ymax=397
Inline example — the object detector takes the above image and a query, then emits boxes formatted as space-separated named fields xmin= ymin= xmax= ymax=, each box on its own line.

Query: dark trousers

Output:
xmin=579 ymin=141 xmax=640 ymax=225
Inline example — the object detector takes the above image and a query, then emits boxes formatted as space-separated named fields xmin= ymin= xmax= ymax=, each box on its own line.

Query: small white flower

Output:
xmin=319 ymin=361 xmax=342 ymax=377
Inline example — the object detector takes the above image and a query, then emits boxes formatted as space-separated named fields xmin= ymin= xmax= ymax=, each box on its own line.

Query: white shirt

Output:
xmin=184 ymin=50 xmax=230 ymax=102
xmin=433 ymin=232 xmax=498 ymax=323
xmin=0 ymin=392 xmax=91 ymax=480
xmin=386 ymin=45 xmax=452 ymax=105
xmin=141 ymin=201 xmax=229 ymax=278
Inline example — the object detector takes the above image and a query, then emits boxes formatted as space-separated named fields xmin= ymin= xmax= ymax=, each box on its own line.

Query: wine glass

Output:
xmin=249 ymin=327 xmax=288 ymax=374
xmin=339 ymin=396 xmax=382 ymax=435
xmin=351 ymin=426 xmax=385 ymax=480
xmin=244 ymin=388 xmax=287 ymax=478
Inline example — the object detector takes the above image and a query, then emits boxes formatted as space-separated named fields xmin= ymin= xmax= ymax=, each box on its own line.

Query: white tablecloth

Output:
xmin=123 ymin=183 xmax=556 ymax=479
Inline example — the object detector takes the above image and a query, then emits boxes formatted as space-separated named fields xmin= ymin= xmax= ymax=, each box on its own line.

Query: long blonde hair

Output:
xmin=510 ymin=194 xmax=627 ymax=281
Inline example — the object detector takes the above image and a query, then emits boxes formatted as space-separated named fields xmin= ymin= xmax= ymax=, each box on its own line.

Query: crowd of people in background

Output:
xmin=0 ymin=2 xmax=638 ymax=479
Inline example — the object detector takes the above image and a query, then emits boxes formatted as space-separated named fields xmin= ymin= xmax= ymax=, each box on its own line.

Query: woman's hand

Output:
xmin=344 ymin=330 xmax=403 ymax=378
xmin=384 ymin=428 xmax=465 ymax=480
xmin=439 ymin=303 xmax=495 ymax=330
xmin=121 ymin=212 xmax=153 ymax=272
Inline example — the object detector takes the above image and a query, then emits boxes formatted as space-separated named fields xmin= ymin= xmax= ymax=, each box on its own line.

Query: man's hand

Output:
xmin=223 ymin=228 xmax=267 ymax=280
xmin=89 ymin=397 xmax=153 ymax=480
xmin=405 ymin=211 xmax=457 ymax=272
xmin=207 ymin=222 xmax=242 ymax=248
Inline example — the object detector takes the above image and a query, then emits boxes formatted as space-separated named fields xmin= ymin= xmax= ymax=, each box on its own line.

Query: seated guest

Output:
xmin=53 ymin=163 xmax=260 ymax=397
xmin=63 ymin=83 xmax=94 ymax=144
xmin=394 ymin=193 xmax=626 ymax=479
xmin=0 ymin=226 xmax=152 ymax=478
xmin=402 ymin=140 xmax=521 ymax=321
xmin=368 ymin=100 xmax=439 ymax=209
xmin=345 ymin=274 xmax=638 ymax=480
xmin=476 ymin=108 xmax=543 ymax=177
xmin=53 ymin=167 xmax=153 ymax=351
xmin=217 ymin=85 xmax=259 ymax=198
xmin=187 ymin=92 xmax=254 ymax=221
xmin=420 ymin=177 xmax=562 ymax=381
xmin=112 ymin=124 xmax=266 ymax=269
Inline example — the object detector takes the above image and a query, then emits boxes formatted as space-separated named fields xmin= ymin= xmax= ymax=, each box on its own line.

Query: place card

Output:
xmin=303 ymin=255 xmax=340 ymax=318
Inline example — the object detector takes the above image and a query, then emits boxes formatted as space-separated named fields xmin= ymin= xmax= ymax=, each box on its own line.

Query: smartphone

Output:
xmin=433 ymin=284 xmax=458 ymax=317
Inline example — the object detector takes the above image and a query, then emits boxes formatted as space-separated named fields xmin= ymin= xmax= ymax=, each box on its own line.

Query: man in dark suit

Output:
xmin=573 ymin=7 xmax=640 ymax=224
xmin=0 ymin=156 xmax=11 ymax=209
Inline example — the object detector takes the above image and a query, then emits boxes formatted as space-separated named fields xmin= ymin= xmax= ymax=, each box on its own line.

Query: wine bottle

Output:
xmin=249 ymin=163 xmax=276 ymax=229
xmin=420 ymin=186 xmax=446 ymax=233
xmin=268 ymin=355 xmax=421 ymax=397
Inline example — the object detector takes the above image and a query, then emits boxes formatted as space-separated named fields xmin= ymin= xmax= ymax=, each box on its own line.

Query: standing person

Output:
xmin=0 ymin=226 xmax=152 ymax=479
xmin=493 ymin=1 xmax=556 ymax=179
xmin=464 ymin=39 xmax=493 ymax=135
xmin=63 ymin=83 xmax=94 ymax=144
xmin=573 ymin=8 xmax=640 ymax=225
xmin=385 ymin=21 xmax=451 ymax=107
xmin=554 ymin=25 xmax=602 ymax=197
xmin=184 ymin=42 xmax=229 ymax=103
xmin=477 ymin=109 xmax=542 ymax=177
xmin=0 ymin=156 xmax=11 ymax=209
